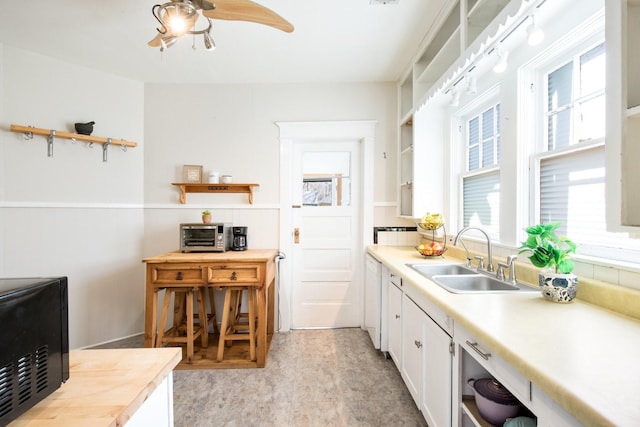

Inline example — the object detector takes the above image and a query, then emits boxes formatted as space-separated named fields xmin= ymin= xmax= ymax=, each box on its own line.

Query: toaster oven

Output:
xmin=180 ymin=223 xmax=232 ymax=252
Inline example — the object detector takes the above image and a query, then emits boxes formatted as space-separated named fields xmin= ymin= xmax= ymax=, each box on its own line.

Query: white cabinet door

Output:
xmin=387 ymin=279 xmax=403 ymax=367
xmin=401 ymin=294 xmax=424 ymax=406
xmin=126 ymin=373 xmax=174 ymax=427
xmin=422 ymin=313 xmax=452 ymax=427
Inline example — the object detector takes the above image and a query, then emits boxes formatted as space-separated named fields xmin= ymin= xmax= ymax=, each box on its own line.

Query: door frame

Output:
xmin=276 ymin=120 xmax=376 ymax=332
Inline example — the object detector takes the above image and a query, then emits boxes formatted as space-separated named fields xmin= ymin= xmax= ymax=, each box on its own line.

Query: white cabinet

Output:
xmin=606 ymin=0 xmax=640 ymax=228
xmin=126 ymin=373 xmax=174 ymax=427
xmin=422 ymin=310 xmax=453 ymax=427
xmin=401 ymin=294 xmax=425 ymax=405
xmin=398 ymin=0 xmax=513 ymax=218
xmin=531 ymin=384 xmax=583 ymax=427
xmin=387 ymin=273 xmax=403 ymax=367
xmin=453 ymin=326 xmax=577 ymax=427
xmin=401 ymin=291 xmax=454 ymax=427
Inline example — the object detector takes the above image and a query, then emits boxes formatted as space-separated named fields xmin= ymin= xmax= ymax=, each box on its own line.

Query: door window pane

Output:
xmin=302 ymin=151 xmax=351 ymax=206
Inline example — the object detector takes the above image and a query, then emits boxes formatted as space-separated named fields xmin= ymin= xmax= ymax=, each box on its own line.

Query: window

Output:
xmin=535 ymin=41 xmax=640 ymax=259
xmin=462 ymin=103 xmax=501 ymax=239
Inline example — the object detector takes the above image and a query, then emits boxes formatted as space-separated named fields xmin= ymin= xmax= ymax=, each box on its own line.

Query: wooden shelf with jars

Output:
xmin=171 ymin=183 xmax=259 ymax=204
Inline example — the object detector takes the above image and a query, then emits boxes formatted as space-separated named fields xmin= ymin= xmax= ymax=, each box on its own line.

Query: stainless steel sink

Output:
xmin=408 ymin=263 xmax=477 ymax=277
xmin=408 ymin=263 xmax=539 ymax=294
xmin=432 ymin=275 xmax=538 ymax=293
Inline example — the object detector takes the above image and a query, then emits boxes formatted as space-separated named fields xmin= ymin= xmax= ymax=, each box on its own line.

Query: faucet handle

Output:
xmin=473 ymin=255 xmax=485 ymax=270
xmin=496 ymin=262 xmax=508 ymax=280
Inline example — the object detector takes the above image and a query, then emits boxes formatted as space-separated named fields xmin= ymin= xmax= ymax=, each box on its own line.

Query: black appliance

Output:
xmin=0 ymin=277 xmax=69 ymax=425
xmin=232 ymin=226 xmax=248 ymax=251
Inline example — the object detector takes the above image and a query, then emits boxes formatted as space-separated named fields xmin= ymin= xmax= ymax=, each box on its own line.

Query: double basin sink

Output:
xmin=408 ymin=263 xmax=539 ymax=294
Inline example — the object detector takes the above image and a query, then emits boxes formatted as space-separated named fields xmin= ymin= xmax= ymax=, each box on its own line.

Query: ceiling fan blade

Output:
xmin=148 ymin=33 xmax=165 ymax=48
xmin=203 ymin=0 xmax=294 ymax=33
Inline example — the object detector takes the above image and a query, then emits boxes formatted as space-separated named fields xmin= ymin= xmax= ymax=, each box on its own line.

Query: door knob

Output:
xmin=294 ymin=227 xmax=300 ymax=244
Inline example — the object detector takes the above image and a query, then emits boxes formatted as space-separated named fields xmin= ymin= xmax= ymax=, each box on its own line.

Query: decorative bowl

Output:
xmin=416 ymin=245 xmax=446 ymax=257
xmin=417 ymin=222 xmax=444 ymax=231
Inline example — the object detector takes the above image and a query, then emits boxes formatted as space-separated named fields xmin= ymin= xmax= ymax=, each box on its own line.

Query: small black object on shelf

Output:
xmin=74 ymin=121 xmax=95 ymax=135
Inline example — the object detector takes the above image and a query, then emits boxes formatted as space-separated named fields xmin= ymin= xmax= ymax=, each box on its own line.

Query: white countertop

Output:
xmin=368 ymin=245 xmax=640 ymax=427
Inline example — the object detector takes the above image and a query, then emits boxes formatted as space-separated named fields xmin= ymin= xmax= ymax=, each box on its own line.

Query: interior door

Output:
xmin=291 ymin=141 xmax=360 ymax=328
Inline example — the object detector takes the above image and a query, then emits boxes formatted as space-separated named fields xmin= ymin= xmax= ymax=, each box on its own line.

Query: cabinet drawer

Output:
xmin=149 ymin=264 xmax=205 ymax=284
xmin=458 ymin=326 xmax=531 ymax=404
xmin=207 ymin=264 xmax=262 ymax=284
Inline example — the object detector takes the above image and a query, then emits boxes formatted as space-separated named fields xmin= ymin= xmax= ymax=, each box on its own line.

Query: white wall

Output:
xmin=0 ymin=45 xmax=145 ymax=348
xmin=142 ymin=82 xmax=402 ymax=258
xmin=0 ymin=47 xmax=405 ymax=346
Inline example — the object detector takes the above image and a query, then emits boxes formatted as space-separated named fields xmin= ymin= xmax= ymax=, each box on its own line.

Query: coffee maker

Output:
xmin=232 ymin=226 xmax=248 ymax=251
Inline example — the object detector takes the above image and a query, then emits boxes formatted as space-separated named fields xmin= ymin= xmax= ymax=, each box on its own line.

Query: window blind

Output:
xmin=539 ymin=145 xmax=615 ymax=245
xmin=463 ymin=170 xmax=500 ymax=238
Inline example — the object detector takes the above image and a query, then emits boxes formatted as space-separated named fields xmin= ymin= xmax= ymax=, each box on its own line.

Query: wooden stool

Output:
xmin=217 ymin=286 xmax=257 ymax=362
xmin=196 ymin=286 xmax=220 ymax=336
xmin=156 ymin=286 xmax=208 ymax=363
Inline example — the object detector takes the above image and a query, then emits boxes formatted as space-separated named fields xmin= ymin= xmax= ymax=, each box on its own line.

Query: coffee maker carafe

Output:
xmin=232 ymin=226 xmax=248 ymax=251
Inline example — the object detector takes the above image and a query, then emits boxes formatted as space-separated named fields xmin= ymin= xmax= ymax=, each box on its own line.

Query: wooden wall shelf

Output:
xmin=10 ymin=124 xmax=138 ymax=161
xmin=171 ymin=183 xmax=259 ymax=204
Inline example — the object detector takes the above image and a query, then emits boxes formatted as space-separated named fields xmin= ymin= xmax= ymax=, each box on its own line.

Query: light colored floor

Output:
xmin=95 ymin=328 xmax=427 ymax=426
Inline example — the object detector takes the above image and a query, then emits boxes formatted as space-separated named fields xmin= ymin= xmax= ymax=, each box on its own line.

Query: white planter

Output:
xmin=538 ymin=270 xmax=578 ymax=303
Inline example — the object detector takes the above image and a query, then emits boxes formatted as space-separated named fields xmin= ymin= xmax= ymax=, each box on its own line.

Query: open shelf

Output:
xmin=461 ymin=396 xmax=497 ymax=427
xmin=626 ymin=104 xmax=640 ymax=118
xmin=10 ymin=124 xmax=137 ymax=148
xmin=171 ymin=183 xmax=259 ymax=204
xmin=10 ymin=123 xmax=137 ymax=161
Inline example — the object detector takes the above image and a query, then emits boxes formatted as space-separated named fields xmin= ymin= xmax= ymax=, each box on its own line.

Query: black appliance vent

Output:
xmin=17 ymin=353 xmax=33 ymax=405
xmin=0 ymin=363 xmax=14 ymax=418
xmin=35 ymin=346 xmax=49 ymax=393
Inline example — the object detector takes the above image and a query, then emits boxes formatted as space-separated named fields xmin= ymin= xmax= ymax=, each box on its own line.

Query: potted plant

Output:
xmin=202 ymin=210 xmax=212 ymax=224
xmin=518 ymin=221 xmax=578 ymax=303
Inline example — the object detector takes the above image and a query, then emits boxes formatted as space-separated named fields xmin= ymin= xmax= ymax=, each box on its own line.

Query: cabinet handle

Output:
xmin=414 ymin=340 xmax=422 ymax=349
xmin=395 ymin=314 xmax=400 ymax=319
xmin=176 ymin=272 xmax=183 ymax=280
xmin=466 ymin=340 xmax=491 ymax=360
xmin=230 ymin=271 xmax=237 ymax=281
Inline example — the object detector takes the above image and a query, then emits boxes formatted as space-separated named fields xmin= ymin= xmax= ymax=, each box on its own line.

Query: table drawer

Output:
xmin=208 ymin=264 xmax=262 ymax=284
xmin=150 ymin=264 xmax=205 ymax=284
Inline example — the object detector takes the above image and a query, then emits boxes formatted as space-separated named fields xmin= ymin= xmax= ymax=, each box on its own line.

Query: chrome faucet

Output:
xmin=497 ymin=255 xmax=518 ymax=284
xmin=453 ymin=227 xmax=494 ymax=273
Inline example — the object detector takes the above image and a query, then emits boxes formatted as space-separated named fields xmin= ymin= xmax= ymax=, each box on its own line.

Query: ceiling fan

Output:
xmin=149 ymin=0 xmax=294 ymax=51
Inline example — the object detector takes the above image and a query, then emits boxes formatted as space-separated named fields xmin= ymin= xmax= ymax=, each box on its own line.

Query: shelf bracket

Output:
xmin=103 ymin=138 xmax=111 ymax=162
xmin=47 ymin=130 xmax=56 ymax=158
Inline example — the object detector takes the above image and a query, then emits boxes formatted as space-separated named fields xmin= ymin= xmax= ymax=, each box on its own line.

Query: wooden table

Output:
xmin=9 ymin=348 xmax=181 ymax=427
xmin=142 ymin=250 xmax=277 ymax=369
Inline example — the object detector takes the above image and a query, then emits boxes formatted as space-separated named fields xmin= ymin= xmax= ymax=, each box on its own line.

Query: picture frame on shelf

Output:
xmin=183 ymin=165 xmax=203 ymax=183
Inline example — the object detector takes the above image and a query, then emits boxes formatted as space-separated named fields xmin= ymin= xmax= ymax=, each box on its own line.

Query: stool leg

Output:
xmin=248 ymin=288 xmax=256 ymax=361
xmin=156 ymin=289 xmax=172 ymax=348
xmin=186 ymin=289 xmax=194 ymax=363
xmin=197 ymin=287 xmax=208 ymax=349
xmin=207 ymin=287 xmax=219 ymax=333
xmin=217 ymin=287 xmax=233 ymax=362
xmin=173 ymin=292 xmax=186 ymax=331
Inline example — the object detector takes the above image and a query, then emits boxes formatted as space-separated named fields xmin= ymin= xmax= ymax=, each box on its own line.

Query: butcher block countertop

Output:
xmin=368 ymin=245 xmax=640 ymax=427
xmin=142 ymin=249 xmax=278 ymax=264
xmin=10 ymin=348 xmax=181 ymax=427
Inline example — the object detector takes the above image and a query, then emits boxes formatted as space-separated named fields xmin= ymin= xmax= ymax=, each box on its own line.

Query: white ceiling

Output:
xmin=0 ymin=0 xmax=447 ymax=84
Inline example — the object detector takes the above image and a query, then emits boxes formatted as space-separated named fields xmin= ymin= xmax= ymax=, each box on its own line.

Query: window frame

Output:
xmin=526 ymin=25 xmax=640 ymax=262
xmin=452 ymin=85 xmax=502 ymax=240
